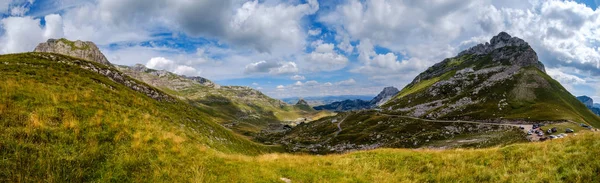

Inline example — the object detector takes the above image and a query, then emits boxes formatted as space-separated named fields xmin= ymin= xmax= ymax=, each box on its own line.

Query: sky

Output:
xmin=0 ymin=0 xmax=600 ymax=101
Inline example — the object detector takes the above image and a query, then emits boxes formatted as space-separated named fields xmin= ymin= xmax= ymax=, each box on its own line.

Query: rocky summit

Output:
xmin=370 ymin=86 xmax=400 ymax=106
xmin=383 ymin=32 xmax=600 ymax=126
xmin=34 ymin=38 xmax=111 ymax=66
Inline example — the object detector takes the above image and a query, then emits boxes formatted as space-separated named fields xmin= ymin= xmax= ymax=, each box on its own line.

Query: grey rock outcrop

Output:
xmin=34 ymin=38 xmax=111 ymax=66
xmin=296 ymin=99 xmax=309 ymax=106
xmin=458 ymin=32 xmax=545 ymax=73
xmin=370 ymin=86 xmax=400 ymax=106
xmin=34 ymin=53 xmax=174 ymax=102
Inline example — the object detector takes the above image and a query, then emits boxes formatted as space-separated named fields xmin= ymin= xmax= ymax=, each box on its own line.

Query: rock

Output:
xmin=577 ymin=96 xmax=594 ymax=108
xmin=370 ymin=86 xmax=400 ymax=106
xmin=295 ymin=99 xmax=309 ymax=106
xmin=33 ymin=53 xmax=174 ymax=102
xmin=34 ymin=38 xmax=111 ymax=66
xmin=185 ymin=76 xmax=220 ymax=88
xmin=457 ymin=32 xmax=545 ymax=73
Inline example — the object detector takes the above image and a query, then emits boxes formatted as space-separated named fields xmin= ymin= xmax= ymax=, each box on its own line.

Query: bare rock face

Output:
xmin=34 ymin=38 xmax=111 ymax=66
xmin=458 ymin=32 xmax=545 ymax=73
xmin=370 ymin=86 xmax=400 ymax=106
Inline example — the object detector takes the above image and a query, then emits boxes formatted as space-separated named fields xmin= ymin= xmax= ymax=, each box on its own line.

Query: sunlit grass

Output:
xmin=1 ymin=53 xmax=599 ymax=182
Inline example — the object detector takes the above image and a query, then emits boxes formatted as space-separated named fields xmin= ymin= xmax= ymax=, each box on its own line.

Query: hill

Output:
xmin=270 ymin=32 xmax=599 ymax=153
xmin=116 ymin=64 xmax=331 ymax=137
xmin=1 ymin=44 xmax=599 ymax=182
xmin=383 ymin=32 xmax=600 ymax=127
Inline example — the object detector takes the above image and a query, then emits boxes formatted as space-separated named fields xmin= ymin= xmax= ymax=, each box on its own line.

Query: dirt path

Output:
xmin=320 ymin=115 xmax=349 ymax=144
xmin=381 ymin=114 xmax=532 ymax=132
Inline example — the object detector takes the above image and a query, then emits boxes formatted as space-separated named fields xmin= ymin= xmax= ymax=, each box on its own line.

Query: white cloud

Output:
xmin=323 ymin=82 xmax=333 ymax=86
xmin=276 ymin=85 xmax=285 ymax=91
xmin=336 ymin=78 xmax=356 ymax=86
xmin=43 ymin=14 xmax=63 ymax=39
xmin=308 ymin=28 xmax=321 ymax=36
xmin=304 ymin=40 xmax=348 ymax=71
xmin=0 ymin=15 xmax=48 ymax=53
xmin=305 ymin=80 xmax=319 ymax=86
xmin=244 ymin=61 xmax=298 ymax=75
xmin=252 ymin=82 xmax=259 ymax=86
xmin=145 ymin=57 xmax=199 ymax=76
xmin=547 ymin=68 xmax=586 ymax=85
xmin=291 ymin=75 xmax=305 ymax=80
xmin=294 ymin=81 xmax=303 ymax=86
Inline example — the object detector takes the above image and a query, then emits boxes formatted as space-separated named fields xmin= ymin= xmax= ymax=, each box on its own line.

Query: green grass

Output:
xmin=58 ymin=38 xmax=91 ymax=51
xmin=2 ymin=52 xmax=600 ymax=182
xmin=395 ymin=71 xmax=455 ymax=99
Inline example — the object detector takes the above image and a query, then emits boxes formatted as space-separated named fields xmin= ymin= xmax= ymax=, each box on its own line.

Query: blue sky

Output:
xmin=1 ymin=0 xmax=600 ymax=101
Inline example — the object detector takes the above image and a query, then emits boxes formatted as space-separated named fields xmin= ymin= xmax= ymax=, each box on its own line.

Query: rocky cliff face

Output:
xmin=370 ymin=86 xmax=400 ymax=106
xmin=577 ymin=96 xmax=600 ymax=116
xmin=577 ymin=96 xmax=594 ymax=108
xmin=34 ymin=38 xmax=111 ymax=66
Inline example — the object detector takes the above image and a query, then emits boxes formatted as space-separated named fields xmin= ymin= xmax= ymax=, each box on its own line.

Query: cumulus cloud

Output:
xmin=0 ymin=14 xmax=64 ymax=54
xmin=145 ymin=57 xmax=200 ymax=76
xmin=244 ymin=61 xmax=298 ymax=75
xmin=305 ymin=80 xmax=319 ymax=86
xmin=303 ymin=40 xmax=348 ymax=71
xmin=291 ymin=75 xmax=305 ymax=80
xmin=336 ymin=78 xmax=356 ymax=86
xmin=308 ymin=28 xmax=321 ymax=36
xmin=547 ymin=68 xmax=586 ymax=85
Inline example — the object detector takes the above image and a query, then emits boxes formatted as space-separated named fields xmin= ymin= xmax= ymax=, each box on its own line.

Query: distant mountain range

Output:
xmin=577 ymin=96 xmax=600 ymax=116
xmin=281 ymin=95 xmax=374 ymax=106
xmin=312 ymin=86 xmax=400 ymax=111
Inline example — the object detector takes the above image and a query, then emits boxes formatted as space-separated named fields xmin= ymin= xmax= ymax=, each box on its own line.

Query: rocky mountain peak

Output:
xmin=577 ymin=96 xmax=594 ymax=108
xmin=370 ymin=86 xmax=400 ymax=106
xmin=34 ymin=38 xmax=111 ymax=66
xmin=296 ymin=99 xmax=309 ymax=106
xmin=457 ymin=32 xmax=545 ymax=73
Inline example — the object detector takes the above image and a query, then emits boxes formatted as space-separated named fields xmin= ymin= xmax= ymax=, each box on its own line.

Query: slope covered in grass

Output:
xmin=0 ymin=53 xmax=280 ymax=182
xmin=116 ymin=65 xmax=332 ymax=136
xmin=1 ymin=53 xmax=599 ymax=182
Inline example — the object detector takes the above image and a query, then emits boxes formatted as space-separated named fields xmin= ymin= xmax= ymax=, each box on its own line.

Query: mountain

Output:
xmin=281 ymin=95 xmax=375 ymax=106
xmin=313 ymin=86 xmax=399 ymax=111
xmin=34 ymin=38 xmax=111 ymax=66
xmin=273 ymin=32 xmax=600 ymax=153
xmin=116 ymin=64 xmax=331 ymax=136
xmin=369 ymin=86 xmax=400 ymax=106
xmin=577 ymin=96 xmax=600 ymax=116
xmin=2 ymin=38 xmax=600 ymax=182
xmin=383 ymin=32 xmax=600 ymax=127
xmin=313 ymin=99 xmax=372 ymax=111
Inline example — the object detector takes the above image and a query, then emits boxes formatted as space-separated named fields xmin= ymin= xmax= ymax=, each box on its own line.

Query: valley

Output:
xmin=1 ymin=32 xmax=599 ymax=182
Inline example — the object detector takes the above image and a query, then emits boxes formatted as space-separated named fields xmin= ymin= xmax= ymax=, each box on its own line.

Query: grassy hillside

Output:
xmin=0 ymin=53 xmax=281 ymax=181
xmin=385 ymin=51 xmax=600 ymax=127
xmin=117 ymin=65 xmax=332 ymax=136
xmin=271 ymin=110 xmax=527 ymax=154
xmin=0 ymin=53 xmax=599 ymax=182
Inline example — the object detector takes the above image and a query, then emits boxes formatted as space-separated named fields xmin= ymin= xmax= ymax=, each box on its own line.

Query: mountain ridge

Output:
xmin=313 ymin=86 xmax=399 ymax=111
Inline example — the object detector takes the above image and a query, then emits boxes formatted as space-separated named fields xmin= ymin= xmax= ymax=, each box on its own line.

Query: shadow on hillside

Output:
xmin=190 ymin=95 xmax=282 ymax=137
